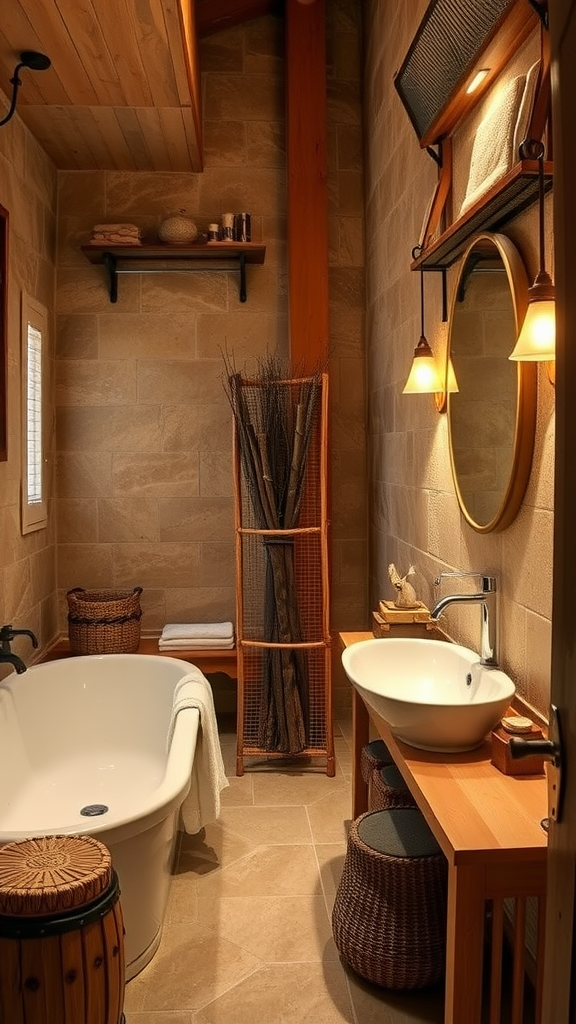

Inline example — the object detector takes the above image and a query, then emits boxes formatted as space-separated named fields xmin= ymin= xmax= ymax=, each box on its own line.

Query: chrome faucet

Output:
xmin=429 ymin=573 xmax=498 ymax=667
xmin=0 ymin=624 xmax=38 ymax=674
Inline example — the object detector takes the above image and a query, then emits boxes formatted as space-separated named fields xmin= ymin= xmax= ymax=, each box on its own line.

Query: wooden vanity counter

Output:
xmin=340 ymin=631 xmax=548 ymax=1024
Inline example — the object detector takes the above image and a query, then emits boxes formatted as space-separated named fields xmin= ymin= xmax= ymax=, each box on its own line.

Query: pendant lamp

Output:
xmin=509 ymin=139 xmax=555 ymax=366
xmin=403 ymin=255 xmax=442 ymax=395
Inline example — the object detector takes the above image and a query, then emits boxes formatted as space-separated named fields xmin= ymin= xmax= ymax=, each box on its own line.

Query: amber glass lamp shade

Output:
xmin=509 ymin=275 xmax=555 ymax=361
xmin=403 ymin=337 xmax=443 ymax=394
xmin=510 ymin=140 xmax=555 ymax=369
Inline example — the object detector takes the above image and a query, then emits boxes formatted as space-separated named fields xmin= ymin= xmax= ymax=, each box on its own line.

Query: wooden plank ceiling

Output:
xmin=0 ymin=0 xmax=278 ymax=171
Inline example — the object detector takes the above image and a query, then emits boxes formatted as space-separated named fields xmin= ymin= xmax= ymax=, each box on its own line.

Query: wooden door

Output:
xmin=541 ymin=2 xmax=576 ymax=1020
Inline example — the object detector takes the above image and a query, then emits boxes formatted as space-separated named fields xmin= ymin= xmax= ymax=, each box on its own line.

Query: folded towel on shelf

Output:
xmin=460 ymin=73 xmax=525 ymax=217
xmin=93 ymin=223 xmax=142 ymax=233
xmin=89 ymin=235 xmax=142 ymax=246
xmin=512 ymin=61 xmax=541 ymax=166
xmin=89 ymin=223 xmax=142 ymax=246
xmin=167 ymin=667 xmax=229 ymax=834
xmin=161 ymin=622 xmax=234 ymax=642
xmin=159 ymin=638 xmax=235 ymax=650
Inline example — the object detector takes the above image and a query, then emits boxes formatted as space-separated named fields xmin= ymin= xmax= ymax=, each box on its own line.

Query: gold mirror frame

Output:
xmin=447 ymin=232 xmax=537 ymax=533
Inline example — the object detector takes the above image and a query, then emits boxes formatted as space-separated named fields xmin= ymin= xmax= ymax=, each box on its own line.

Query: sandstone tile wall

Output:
xmin=0 ymin=101 xmax=58 ymax=673
xmin=363 ymin=0 xmax=554 ymax=716
xmin=54 ymin=5 xmax=367 ymax=714
xmin=55 ymin=18 xmax=287 ymax=636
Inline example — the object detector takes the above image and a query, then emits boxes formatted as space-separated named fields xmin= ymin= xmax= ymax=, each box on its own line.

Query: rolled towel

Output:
xmin=159 ymin=637 xmax=235 ymax=650
xmin=161 ymin=622 xmax=234 ymax=642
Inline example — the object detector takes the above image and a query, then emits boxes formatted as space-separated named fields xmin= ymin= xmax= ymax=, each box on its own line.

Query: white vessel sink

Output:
xmin=342 ymin=637 xmax=515 ymax=753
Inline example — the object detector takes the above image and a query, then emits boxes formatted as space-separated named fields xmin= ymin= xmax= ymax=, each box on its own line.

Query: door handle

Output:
xmin=509 ymin=738 xmax=557 ymax=759
xmin=510 ymin=704 xmax=563 ymax=822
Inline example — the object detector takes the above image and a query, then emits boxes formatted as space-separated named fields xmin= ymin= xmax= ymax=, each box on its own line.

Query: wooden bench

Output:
xmin=40 ymin=637 xmax=238 ymax=679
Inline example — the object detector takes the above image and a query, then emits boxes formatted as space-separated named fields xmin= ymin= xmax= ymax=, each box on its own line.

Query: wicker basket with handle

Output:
xmin=66 ymin=587 xmax=143 ymax=655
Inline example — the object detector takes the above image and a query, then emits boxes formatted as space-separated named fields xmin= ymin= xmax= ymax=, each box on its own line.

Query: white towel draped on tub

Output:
xmin=168 ymin=667 xmax=229 ymax=834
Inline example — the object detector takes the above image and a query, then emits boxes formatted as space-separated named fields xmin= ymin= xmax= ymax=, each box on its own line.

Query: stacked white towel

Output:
xmin=166 ymin=667 xmax=229 ymax=834
xmin=159 ymin=622 xmax=234 ymax=651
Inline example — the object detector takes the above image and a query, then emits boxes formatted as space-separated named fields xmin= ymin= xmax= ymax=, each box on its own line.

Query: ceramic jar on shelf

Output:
xmin=158 ymin=211 xmax=198 ymax=245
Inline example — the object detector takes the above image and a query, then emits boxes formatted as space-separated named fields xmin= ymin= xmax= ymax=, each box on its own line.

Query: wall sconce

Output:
xmin=509 ymin=139 xmax=555 ymax=382
xmin=0 ymin=51 xmax=51 ymax=129
xmin=403 ymin=249 xmax=444 ymax=403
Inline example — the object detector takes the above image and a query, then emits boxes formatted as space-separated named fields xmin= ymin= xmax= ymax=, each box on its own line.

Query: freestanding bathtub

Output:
xmin=0 ymin=653 xmax=201 ymax=979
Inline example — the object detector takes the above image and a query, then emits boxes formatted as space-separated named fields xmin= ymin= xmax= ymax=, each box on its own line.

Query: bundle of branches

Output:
xmin=224 ymin=356 xmax=322 ymax=754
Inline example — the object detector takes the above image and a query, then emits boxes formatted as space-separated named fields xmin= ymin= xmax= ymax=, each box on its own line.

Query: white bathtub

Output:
xmin=0 ymin=653 xmax=200 ymax=979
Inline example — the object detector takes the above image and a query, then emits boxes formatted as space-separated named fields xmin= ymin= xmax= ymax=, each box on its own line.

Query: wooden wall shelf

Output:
xmin=81 ymin=242 xmax=266 ymax=303
xmin=413 ymin=159 xmax=553 ymax=271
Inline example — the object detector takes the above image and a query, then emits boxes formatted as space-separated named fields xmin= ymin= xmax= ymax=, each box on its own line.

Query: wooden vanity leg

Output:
xmin=444 ymin=862 xmax=486 ymax=1024
xmin=352 ymin=688 xmax=369 ymax=818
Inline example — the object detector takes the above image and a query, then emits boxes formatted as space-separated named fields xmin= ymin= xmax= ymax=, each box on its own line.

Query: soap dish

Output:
xmin=500 ymin=715 xmax=534 ymax=734
xmin=491 ymin=718 xmax=545 ymax=776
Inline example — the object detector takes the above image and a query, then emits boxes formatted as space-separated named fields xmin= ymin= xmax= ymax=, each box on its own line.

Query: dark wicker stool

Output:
xmin=360 ymin=739 xmax=393 ymax=784
xmin=370 ymin=763 xmax=417 ymax=811
xmin=360 ymin=741 xmax=396 ymax=811
xmin=332 ymin=808 xmax=448 ymax=989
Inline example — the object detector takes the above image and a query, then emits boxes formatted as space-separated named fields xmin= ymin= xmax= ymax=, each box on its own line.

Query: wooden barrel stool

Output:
xmin=0 ymin=834 xmax=125 ymax=1024
xmin=332 ymin=808 xmax=448 ymax=989
xmin=370 ymin=763 xmax=417 ymax=811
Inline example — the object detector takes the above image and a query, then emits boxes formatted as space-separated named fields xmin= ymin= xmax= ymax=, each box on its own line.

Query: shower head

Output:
xmin=18 ymin=51 xmax=52 ymax=72
xmin=1 ymin=49 xmax=51 ymax=127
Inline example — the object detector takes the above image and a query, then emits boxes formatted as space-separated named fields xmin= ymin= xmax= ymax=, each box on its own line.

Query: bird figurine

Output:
xmin=388 ymin=563 xmax=419 ymax=608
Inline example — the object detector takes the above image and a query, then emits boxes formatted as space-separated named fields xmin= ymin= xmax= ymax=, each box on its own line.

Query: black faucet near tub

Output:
xmin=0 ymin=624 xmax=38 ymax=674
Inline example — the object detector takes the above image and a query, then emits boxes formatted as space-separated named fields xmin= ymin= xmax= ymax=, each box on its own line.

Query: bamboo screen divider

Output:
xmin=232 ymin=372 xmax=334 ymax=776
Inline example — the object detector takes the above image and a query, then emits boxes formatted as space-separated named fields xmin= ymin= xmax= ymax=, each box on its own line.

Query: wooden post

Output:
xmin=285 ymin=0 xmax=330 ymax=374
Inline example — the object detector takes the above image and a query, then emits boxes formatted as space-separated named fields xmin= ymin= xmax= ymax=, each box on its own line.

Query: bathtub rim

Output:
xmin=0 ymin=653 xmax=201 ymax=847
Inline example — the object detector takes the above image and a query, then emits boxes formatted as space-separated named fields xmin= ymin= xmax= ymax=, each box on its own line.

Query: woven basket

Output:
xmin=332 ymin=809 xmax=447 ymax=989
xmin=370 ymin=763 xmax=417 ymax=811
xmin=67 ymin=587 xmax=143 ymax=655
xmin=360 ymin=739 xmax=393 ymax=784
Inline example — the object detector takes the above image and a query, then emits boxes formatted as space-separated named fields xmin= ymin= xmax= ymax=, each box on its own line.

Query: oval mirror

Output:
xmin=447 ymin=233 xmax=537 ymax=533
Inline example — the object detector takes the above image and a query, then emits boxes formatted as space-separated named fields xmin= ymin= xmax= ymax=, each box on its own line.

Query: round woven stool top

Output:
xmin=360 ymin=739 xmax=393 ymax=782
xmin=358 ymin=808 xmax=441 ymax=859
xmin=0 ymin=835 xmax=112 ymax=917
xmin=378 ymin=764 xmax=411 ymax=793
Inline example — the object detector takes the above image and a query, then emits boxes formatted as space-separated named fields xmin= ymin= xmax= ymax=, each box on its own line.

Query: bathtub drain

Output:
xmin=80 ymin=804 xmax=109 ymax=816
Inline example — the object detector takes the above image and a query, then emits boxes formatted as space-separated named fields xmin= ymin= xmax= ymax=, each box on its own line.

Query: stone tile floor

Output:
xmin=122 ymin=712 xmax=446 ymax=1023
